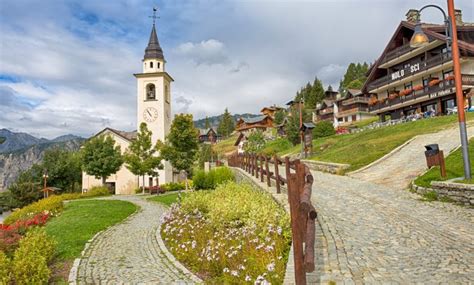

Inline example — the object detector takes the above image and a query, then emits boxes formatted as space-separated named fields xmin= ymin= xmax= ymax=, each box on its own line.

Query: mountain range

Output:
xmin=0 ymin=129 xmax=84 ymax=191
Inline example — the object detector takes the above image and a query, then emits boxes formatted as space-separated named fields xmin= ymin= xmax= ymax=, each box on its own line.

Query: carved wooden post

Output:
xmin=252 ymin=154 xmax=255 ymax=176
xmin=265 ymin=156 xmax=271 ymax=187
xmin=274 ymin=155 xmax=281 ymax=194
xmin=255 ymin=154 xmax=259 ymax=179
xmin=260 ymin=155 xmax=264 ymax=183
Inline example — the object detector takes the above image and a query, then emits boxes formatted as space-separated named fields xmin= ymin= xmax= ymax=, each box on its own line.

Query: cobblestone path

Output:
xmin=349 ymin=125 xmax=474 ymax=190
xmin=309 ymin=171 xmax=474 ymax=284
xmin=76 ymin=195 xmax=199 ymax=284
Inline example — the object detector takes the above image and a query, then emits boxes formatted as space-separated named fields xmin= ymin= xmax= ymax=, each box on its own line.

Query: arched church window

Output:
xmin=150 ymin=62 xmax=154 ymax=68
xmin=146 ymin=84 xmax=156 ymax=100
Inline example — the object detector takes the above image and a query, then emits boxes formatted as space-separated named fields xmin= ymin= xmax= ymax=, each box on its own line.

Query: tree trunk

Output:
xmin=102 ymin=176 xmax=106 ymax=186
xmin=142 ymin=175 xmax=145 ymax=195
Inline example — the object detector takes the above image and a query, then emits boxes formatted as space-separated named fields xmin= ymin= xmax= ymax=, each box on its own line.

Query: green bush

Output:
xmin=0 ymin=250 xmax=11 ymax=284
xmin=161 ymin=182 xmax=186 ymax=192
xmin=192 ymin=167 xmax=234 ymax=190
xmin=12 ymin=228 xmax=57 ymax=284
xmin=85 ymin=186 xmax=111 ymax=197
xmin=313 ymin=121 xmax=335 ymax=138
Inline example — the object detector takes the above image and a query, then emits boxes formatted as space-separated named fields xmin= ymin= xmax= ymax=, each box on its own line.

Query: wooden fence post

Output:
xmin=287 ymin=158 xmax=306 ymax=285
xmin=260 ymin=155 xmax=264 ymax=183
xmin=265 ymin=156 xmax=271 ymax=187
xmin=274 ymin=155 xmax=281 ymax=194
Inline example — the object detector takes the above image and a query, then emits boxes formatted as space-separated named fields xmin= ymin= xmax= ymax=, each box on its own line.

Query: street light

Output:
xmin=410 ymin=0 xmax=471 ymax=179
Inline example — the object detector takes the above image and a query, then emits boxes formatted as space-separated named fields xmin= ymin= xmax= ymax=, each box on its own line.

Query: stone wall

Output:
xmin=301 ymin=159 xmax=350 ymax=175
xmin=411 ymin=181 xmax=474 ymax=206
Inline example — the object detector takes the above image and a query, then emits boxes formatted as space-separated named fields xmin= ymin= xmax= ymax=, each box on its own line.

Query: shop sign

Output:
xmin=428 ymin=88 xmax=454 ymax=99
xmin=390 ymin=62 xmax=421 ymax=80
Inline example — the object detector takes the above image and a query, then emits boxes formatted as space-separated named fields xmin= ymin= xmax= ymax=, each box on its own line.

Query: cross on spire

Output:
xmin=149 ymin=7 xmax=159 ymax=26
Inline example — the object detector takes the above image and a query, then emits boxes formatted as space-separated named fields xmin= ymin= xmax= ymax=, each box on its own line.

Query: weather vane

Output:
xmin=149 ymin=7 xmax=159 ymax=26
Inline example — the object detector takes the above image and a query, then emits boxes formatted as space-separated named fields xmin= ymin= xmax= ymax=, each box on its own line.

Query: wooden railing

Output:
xmin=228 ymin=153 xmax=317 ymax=285
xmin=341 ymin=96 xmax=370 ymax=106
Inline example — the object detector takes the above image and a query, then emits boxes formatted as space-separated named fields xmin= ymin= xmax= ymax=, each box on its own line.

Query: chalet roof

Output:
xmin=199 ymin=128 xmax=217 ymax=136
xmin=241 ymin=115 xmax=270 ymax=124
xmin=363 ymin=21 xmax=474 ymax=92
xmin=347 ymin=89 xmax=362 ymax=96
xmin=94 ymin=128 xmax=137 ymax=142
xmin=260 ymin=106 xmax=283 ymax=113
xmin=144 ymin=24 xmax=164 ymax=60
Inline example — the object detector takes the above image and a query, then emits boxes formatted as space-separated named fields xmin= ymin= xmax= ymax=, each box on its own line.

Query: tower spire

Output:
xmin=144 ymin=7 xmax=164 ymax=60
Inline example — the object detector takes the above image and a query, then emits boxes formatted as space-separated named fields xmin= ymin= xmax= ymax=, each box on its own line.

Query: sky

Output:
xmin=0 ymin=0 xmax=472 ymax=139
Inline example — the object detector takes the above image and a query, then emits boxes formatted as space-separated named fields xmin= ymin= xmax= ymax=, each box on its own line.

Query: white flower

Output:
xmin=223 ymin=267 xmax=230 ymax=273
xmin=265 ymin=245 xmax=274 ymax=252
xmin=277 ymin=226 xmax=282 ymax=235
xmin=267 ymin=262 xmax=275 ymax=272
xmin=231 ymin=270 xmax=239 ymax=277
xmin=191 ymin=240 xmax=197 ymax=249
xmin=245 ymin=275 xmax=251 ymax=282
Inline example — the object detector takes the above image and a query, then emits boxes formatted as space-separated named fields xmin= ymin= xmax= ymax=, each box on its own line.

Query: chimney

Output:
xmin=454 ymin=9 xmax=463 ymax=25
xmin=406 ymin=9 xmax=420 ymax=23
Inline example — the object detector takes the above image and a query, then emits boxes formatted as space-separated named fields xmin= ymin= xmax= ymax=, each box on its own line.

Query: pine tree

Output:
xmin=217 ymin=108 xmax=235 ymax=138
xmin=204 ymin=116 xmax=211 ymax=129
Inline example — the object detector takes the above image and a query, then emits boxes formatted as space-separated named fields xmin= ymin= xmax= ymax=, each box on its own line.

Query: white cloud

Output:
xmin=175 ymin=39 xmax=230 ymax=66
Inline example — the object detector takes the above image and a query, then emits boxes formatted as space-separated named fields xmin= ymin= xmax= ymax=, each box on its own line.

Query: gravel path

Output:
xmin=349 ymin=125 xmax=474 ymax=190
xmin=75 ymin=195 xmax=199 ymax=284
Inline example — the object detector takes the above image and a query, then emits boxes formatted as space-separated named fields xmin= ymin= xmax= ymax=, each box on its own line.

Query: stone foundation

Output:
xmin=301 ymin=160 xmax=350 ymax=175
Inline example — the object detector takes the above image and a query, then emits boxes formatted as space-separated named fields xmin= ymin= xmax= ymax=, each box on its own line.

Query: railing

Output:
xmin=462 ymin=74 xmax=474 ymax=86
xmin=367 ymin=52 xmax=452 ymax=91
xmin=342 ymin=97 xmax=369 ymax=106
xmin=228 ymin=153 xmax=316 ymax=285
xmin=369 ymin=80 xmax=455 ymax=112
xmin=336 ymin=107 xmax=369 ymax=117
xmin=381 ymin=43 xmax=416 ymax=64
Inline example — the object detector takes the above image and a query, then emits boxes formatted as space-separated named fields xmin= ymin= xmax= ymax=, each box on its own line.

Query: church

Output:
xmin=82 ymin=17 xmax=173 ymax=195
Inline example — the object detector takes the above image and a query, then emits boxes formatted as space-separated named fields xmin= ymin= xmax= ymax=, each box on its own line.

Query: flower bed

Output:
xmin=161 ymin=182 xmax=291 ymax=284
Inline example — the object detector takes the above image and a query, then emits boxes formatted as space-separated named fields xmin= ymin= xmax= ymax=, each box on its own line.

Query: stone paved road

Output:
xmin=349 ymin=125 xmax=474 ymax=190
xmin=309 ymin=171 xmax=474 ymax=284
xmin=76 ymin=195 xmax=199 ymax=284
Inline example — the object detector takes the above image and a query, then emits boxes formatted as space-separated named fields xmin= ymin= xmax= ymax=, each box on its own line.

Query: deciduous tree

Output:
xmin=123 ymin=122 xmax=163 ymax=194
xmin=81 ymin=135 xmax=123 ymax=186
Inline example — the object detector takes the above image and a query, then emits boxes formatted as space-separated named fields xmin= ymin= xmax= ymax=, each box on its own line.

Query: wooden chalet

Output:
xmin=314 ymin=86 xmax=338 ymax=124
xmin=363 ymin=9 xmax=474 ymax=121
xmin=235 ymin=115 xmax=274 ymax=133
xmin=334 ymin=89 xmax=374 ymax=126
xmin=198 ymin=128 xmax=220 ymax=143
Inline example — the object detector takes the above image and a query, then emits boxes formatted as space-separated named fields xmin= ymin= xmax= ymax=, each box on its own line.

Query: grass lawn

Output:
xmin=414 ymin=138 xmax=474 ymax=187
xmin=283 ymin=113 xmax=474 ymax=171
xmin=45 ymin=199 xmax=137 ymax=260
xmin=148 ymin=192 xmax=189 ymax=206
xmin=213 ymin=134 xmax=238 ymax=157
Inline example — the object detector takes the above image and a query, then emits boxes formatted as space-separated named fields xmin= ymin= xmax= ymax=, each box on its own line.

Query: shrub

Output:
xmin=0 ymin=250 xmax=11 ymax=284
xmin=313 ymin=121 xmax=335 ymax=138
xmin=4 ymin=195 xmax=65 ymax=225
xmin=261 ymin=138 xmax=292 ymax=156
xmin=162 ymin=181 xmax=291 ymax=284
xmin=161 ymin=182 xmax=186 ymax=192
xmin=85 ymin=186 xmax=111 ymax=197
xmin=0 ymin=229 xmax=22 ymax=256
xmin=12 ymin=228 xmax=56 ymax=284
xmin=193 ymin=167 xmax=235 ymax=190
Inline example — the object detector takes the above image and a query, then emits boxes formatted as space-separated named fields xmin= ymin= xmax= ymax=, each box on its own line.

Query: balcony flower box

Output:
xmin=428 ymin=79 xmax=441 ymax=87
xmin=399 ymin=89 xmax=413 ymax=96
xmin=368 ymin=97 xmax=378 ymax=106
xmin=413 ymin=85 xmax=424 ymax=91
xmin=445 ymin=75 xmax=455 ymax=81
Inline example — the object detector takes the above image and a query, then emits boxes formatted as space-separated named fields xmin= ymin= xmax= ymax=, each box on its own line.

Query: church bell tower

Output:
xmin=134 ymin=9 xmax=173 ymax=184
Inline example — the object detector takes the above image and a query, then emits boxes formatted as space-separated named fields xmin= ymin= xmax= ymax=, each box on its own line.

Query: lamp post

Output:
xmin=299 ymin=98 xmax=305 ymax=158
xmin=410 ymin=0 xmax=471 ymax=179
xmin=42 ymin=169 xmax=49 ymax=198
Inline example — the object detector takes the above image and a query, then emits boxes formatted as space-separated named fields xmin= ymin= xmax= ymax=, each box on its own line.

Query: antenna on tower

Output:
xmin=149 ymin=7 xmax=159 ymax=26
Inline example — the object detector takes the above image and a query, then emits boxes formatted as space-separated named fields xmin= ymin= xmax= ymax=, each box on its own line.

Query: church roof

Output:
xmin=95 ymin=128 xmax=137 ymax=142
xmin=144 ymin=24 xmax=164 ymax=60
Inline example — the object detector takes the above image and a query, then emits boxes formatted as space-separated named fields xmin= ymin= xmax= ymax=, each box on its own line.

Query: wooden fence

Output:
xmin=228 ymin=153 xmax=317 ymax=285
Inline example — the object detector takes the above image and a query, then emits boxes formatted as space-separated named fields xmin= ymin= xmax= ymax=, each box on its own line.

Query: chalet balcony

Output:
xmin=341 ymin=97 xmax=369 ymax=106
xmin=319 ymin=107 xmax=334 ymax=115
xmin=336 ymin=107 xmax=369 ymax=118
xmin=367 ymin=52 xmax=452 ymax=91
xmin=367 ymin=74 xmax=474 ymax=113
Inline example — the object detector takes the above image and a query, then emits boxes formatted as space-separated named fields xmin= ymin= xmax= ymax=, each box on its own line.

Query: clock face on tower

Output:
xmin=143 ymin=107 xmax=158 ymax=122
